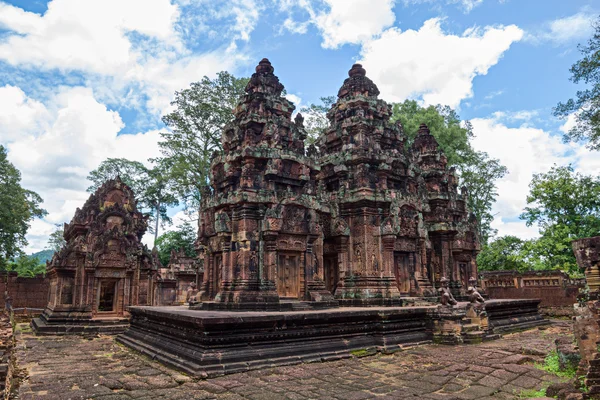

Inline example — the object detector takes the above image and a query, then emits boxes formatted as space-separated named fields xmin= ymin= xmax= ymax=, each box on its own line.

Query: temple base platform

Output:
xmin=117 ymin=298 xmax=548 ymax=378
xmin=31 ymin=309 xmax=130 ymax=335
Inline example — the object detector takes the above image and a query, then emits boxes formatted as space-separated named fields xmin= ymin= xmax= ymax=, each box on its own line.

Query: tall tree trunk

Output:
xmin=153 ymin=201 xmax=160 ymax=247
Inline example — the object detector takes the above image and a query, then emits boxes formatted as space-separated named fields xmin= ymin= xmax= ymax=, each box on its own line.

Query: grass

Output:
xmin=535 ymin=350 xmax=578 ymax=379
xmin=516 ymin=387 xmax=546 ymax=399
xmin=350 ymin=349 xmax=374 ymax=357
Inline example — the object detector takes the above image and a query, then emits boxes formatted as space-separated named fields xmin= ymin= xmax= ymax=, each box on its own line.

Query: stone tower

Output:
xmin=197 ymin=59 xmax=331 ymax=309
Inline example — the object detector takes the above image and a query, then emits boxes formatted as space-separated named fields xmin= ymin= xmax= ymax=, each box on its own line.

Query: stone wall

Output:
xmin=0 ymin=272 xmax=49 ymax=312
xmin=480 ymin=270 xmax=582 ymax=315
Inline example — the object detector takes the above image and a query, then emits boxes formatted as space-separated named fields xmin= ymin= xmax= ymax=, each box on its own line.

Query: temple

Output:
xmin=195 ymin=59 xmax=480 ymax=309
xmin=32 ymin=177 xmax=158 ymax=334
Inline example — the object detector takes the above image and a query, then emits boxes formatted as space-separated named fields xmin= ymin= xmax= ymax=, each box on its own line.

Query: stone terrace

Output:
xmin=13 ymin=322 xmax=572 ymax=400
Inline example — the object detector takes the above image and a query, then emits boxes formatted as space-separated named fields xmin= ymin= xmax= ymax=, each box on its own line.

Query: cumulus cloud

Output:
xmin=469 ymin=114 xmax=599 ymax=239
xmin=527 ymin=11 xmax=596 ymax=45
xmin=0 ymin=0 xmax=181 ymax=75
xmin=2 ymin=86 xmax=162 ymax=252
xmin=0 ymin=85 xmax=51 ymax=142
xmin=358 ymin=18 xmax=523 ymax=108
xmin=281 ymin=0 xmax=396 ymax=48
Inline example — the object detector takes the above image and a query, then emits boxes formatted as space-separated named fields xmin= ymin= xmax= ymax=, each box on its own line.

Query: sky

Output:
xmin=0 ymin=0 xmax=598 ymax=253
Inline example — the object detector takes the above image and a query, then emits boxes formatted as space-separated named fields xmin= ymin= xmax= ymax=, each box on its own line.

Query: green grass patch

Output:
xmin=535 ymin=350 xmax=577 ymax=379
xmin=350 ymin=349 xmax=373 ymax=357
xmin=516 ymin=387 xmax=546 ymax=398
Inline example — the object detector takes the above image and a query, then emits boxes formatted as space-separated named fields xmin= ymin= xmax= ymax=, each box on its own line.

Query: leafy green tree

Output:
xmin=8 ymin=255 xmax=46 ymax=277
xmin=46 ymin=225 xmax=65 ymax=253
xmin=87 ymin=158 xmax=179 ymax=245
xmin=0 ymin=145 xmax=47 ymax=269
xmin=158 ymin=72 xmax=249 ymax=210
xmin=460 ymin=151 xmax=508 ymax=243
xmin=300 ymin=96 xmax=336 ymax=145
xmin=392 ymin=100 xmax=473 ymax=166
xmin=554 ymin=16 xmax=600 ymax=150
xmin=520 ymin=165 xmax=600 ymax=274
xmin=477 ymin=235 xmax=529 ymax=272
xmin=154 ymin=222 xmax=197 ymax=266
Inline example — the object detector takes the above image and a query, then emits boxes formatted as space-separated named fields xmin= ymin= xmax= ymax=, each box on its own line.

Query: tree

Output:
xmin=460 ymin=151 xmax=508 ymax=243
xmin=87 ymin=158 xmax=179 ymax=245
xmin=158 ymin=72 xmax=249 ymax=210
xmin=46 ymin=225 xmax=65 ymax=253
xmin=554 ymin=16 xmax=600 ymax=150
xmin=154 ymin=222 xmax=197 ymax=266
xmin=477 ymin=235 xmax=529 ymax=272
xmin=300 ymin=96 xmax=336 ymax=144
xmin=392 ymin=100 xmax=473 ymax=166
xmin=520 ymin=165 xmax=600 ymax=274
xmin=8 ymin=255 xmax=46 ymax=277
xmin=0 ymin=145 xmax=47 ymax=269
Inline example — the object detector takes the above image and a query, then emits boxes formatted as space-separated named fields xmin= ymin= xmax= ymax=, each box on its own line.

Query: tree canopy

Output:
xmin=520 ymin=165 xmax=600 ymax=274
xmin=46 ymin=225 xmax=65 ymax=253
xmin=554 ymin=16 xmax=600 ymax=150
xmin=0 ymin=145 xmax=47 ymax=269
xmin=157 ymin=72 xmax=249 ymax=210
xmin=154 ymin=222 xmax=197 ymax=267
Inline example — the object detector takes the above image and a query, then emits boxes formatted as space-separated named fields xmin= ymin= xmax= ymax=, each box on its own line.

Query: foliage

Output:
xmin=477 ymin=235 xmax=530 ymax=272
xmin=516 ymin=388 xmax=546 ymax=399
xmin=554 ymin=16 xmax=600 ymax=150
xmin=391 ymin=100 xmax=474 ymax=166
xmin=300 ymin=96 xmax=336 ymax=145
xmin=46 ymin=225 xmax=65 ymax=253
xmin=535 ymin=350 xmax=578 ymax=379
xmin=158 ymin=72 xmax=249 ymax=210
xmin=154 ymin=221 xmax=197 ymax=266
xmin=460 ymin=151 xmax=508 ymax=243
xmin=0 ymin=145 xmax=47 ymax=269
xmin=520 ymin=165 xmax=600 ymax=274
xmin=29 ymin=249 xmax=54 ymax=264
xmin=87 ymin=158 xmax=179 ymax=244
xmin=7 ymin=255 xmax=46 ymax=277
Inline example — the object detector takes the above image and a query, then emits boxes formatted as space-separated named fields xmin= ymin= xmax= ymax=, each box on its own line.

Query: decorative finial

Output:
xmin=418 ymin=123 xmax=430 ymax=135
xmin=256 ymin=58 xmax=274 ymax=74
xmin=349 ymin=63 xmax=366 ymax=77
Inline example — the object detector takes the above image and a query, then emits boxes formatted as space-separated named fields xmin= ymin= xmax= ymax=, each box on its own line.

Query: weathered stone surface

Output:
xmin=15 ymin=321 xmax=573 ymax=399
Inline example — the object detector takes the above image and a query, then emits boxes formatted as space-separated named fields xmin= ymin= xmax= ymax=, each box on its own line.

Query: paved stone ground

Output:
xmin=12 ymin=321 xmax=573 ymax=400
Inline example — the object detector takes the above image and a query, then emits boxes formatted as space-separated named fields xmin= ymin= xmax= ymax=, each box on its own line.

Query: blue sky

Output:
xmin=0 ymin=0 xmax=597 ymax=252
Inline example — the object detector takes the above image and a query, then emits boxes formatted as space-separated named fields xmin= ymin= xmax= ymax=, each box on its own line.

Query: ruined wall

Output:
xmin=0 ymin=273 xmax=49 ymax=312
xmin=480 ymin=270 xmax=581 ymax=315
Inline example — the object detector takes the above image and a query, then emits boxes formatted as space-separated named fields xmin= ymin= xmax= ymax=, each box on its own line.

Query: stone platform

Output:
xmin=32 ymin=309 xmax=129 ymax=335
xmin=117 ymin=298 xmax=548 ymax=378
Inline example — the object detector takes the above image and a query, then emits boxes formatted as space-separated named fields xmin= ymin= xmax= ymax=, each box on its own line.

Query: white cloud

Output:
xmin=0 ymin=85 xmax=52 ymax=142
xmin=281 ymin=0 xmax=396 ymax=49
xmin=284 ymin=93 xmax=302 ymax=108
xmin=469 ymin=114 xmax=599 ymax=239
xmin=527 ymin=11 xmax=596 ymax=45
xmin=359 ymin=18 xmax=523 ymax=107
xmin=0 ymin=0 xmax=181 ymax=75
xmin=2 ymin=86 xmax=162 ymax=253
xmin=402 ymin=0 xmax=484 ymax=13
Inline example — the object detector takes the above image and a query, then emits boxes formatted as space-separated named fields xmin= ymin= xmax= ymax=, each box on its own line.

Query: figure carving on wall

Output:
xmin=439 ymin=277 xmax=457 ymax=306
xmin=467 ymin=277 xmax=485 ymax=304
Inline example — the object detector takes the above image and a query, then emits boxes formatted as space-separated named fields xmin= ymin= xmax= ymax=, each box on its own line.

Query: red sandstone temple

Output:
xmin=195 ymin=59 xmax=480 ymax=309
xmin=33 ymin=177 xmax=158 ymax=334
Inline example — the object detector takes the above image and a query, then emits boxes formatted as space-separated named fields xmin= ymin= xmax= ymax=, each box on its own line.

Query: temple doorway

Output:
xmin=323 ymin=255 xmax=338 ymax=293
xmin=98 ymin=280 xmax=117 ymax=313
xmin=394 ymin=252 xmax=415 ymax=295
xmin=277 ymin=253 xmax=300 ymax=298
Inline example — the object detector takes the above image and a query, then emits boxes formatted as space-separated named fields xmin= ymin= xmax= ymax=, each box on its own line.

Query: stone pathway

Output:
xmin=12 ymin=321 xmax=573 ymax=400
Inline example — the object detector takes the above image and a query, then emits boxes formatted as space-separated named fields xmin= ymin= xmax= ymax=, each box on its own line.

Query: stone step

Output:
xmin=462 ymin=324 xmax=480 ymax=332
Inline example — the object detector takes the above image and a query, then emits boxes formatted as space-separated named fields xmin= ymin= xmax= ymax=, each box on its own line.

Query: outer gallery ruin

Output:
xmin=195 ymin=59 xmax=479 ymax=309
